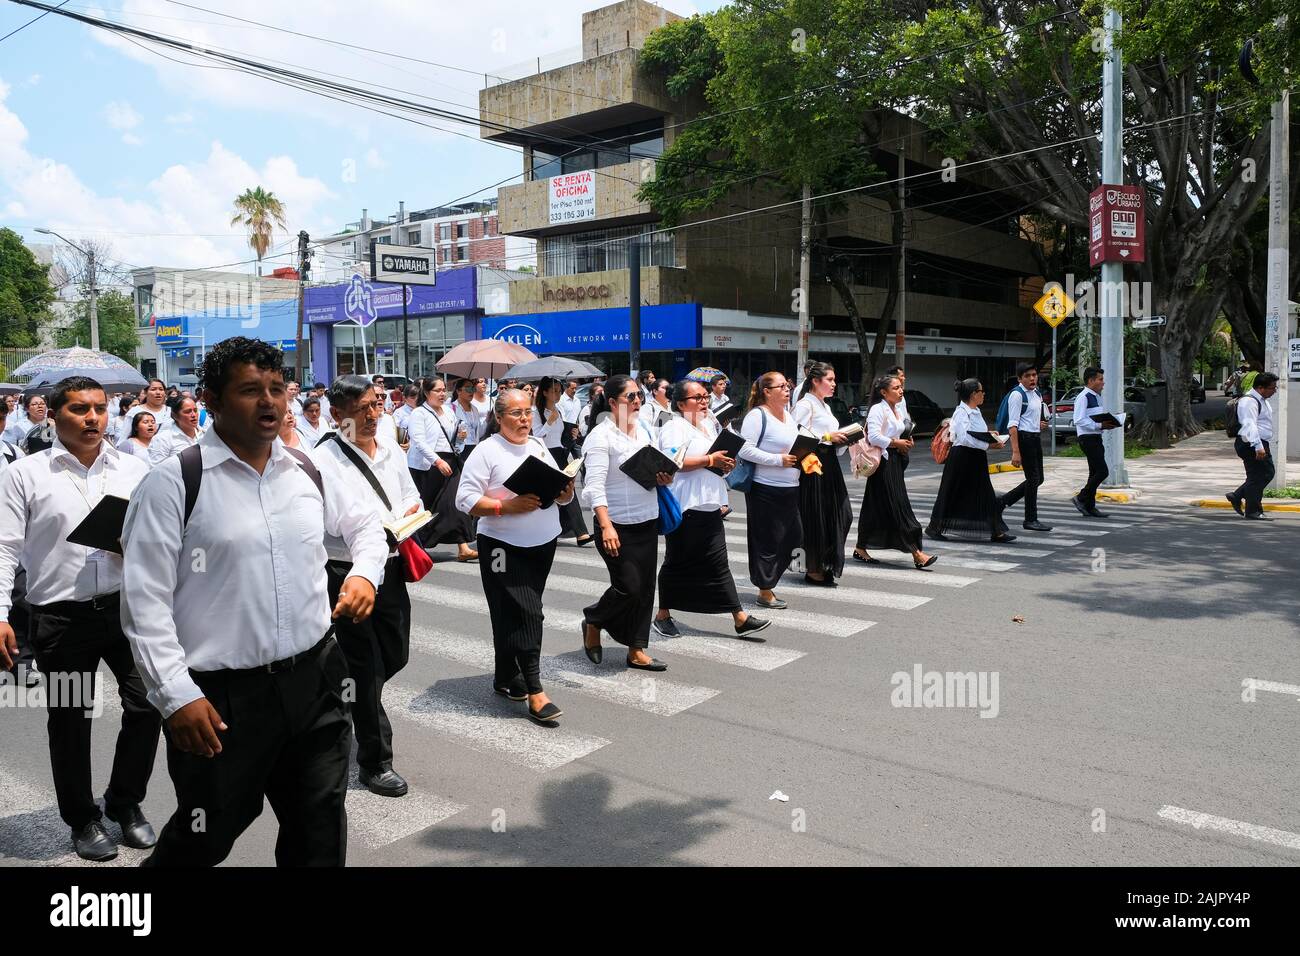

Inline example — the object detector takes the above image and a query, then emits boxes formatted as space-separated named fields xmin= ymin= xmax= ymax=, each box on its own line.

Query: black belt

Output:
xmin=31 ymin=592 xmax=120 ymax=616
xmin=193 ymin=630 xmax=335 ymax=681
xmin=327 ymin=556 xmax=401 ymax=575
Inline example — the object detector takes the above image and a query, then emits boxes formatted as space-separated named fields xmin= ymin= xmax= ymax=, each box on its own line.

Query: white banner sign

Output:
xmin=548 ymin=171 xmax=596 ymax=225
xmin=1289 ymin=338 xmax=1300 ymax=379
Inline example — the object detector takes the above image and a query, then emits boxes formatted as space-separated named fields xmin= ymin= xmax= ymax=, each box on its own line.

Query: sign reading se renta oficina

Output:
xmin=549 ymin=171 xmax=596 ymax=225
xmin=1088 ymin=184 xmax=1146 ymax=265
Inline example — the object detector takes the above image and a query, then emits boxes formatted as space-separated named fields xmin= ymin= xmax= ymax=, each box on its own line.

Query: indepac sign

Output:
xmin=1088 ymin=184 xmax=1146 ymax=266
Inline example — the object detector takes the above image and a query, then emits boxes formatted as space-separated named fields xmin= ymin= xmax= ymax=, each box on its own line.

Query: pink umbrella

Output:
xmin=436 ymin=339 xmax=537 ymax=379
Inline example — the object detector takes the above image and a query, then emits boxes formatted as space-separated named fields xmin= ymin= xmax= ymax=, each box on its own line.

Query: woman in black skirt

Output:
xmin=793 ymin=361 xmax=855 ymax=586
xmin=737 ymin=371 xmax=802 ymax=609
xmin=531 ymin=376 xmax=593 ymax=546
xmin=579 ymin=374 xmax=673 ymax=671
xmin=853 ymin=374 xmax=937 ymax=569
xmin=407 ymin=376 xmax=477 ymax=561
xmin=652 ymin=379 xmax=771 ymax=638
xmin=456 ymin=388 xmax=571 ymax=724
xmin=927 ymin=379 xmax=1016 ymax=542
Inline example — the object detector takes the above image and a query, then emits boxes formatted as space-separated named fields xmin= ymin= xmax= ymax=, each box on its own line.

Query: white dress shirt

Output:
xmin=471 ymin=396 xmax=492 ymax=416
xmin=659 ymin=416 xmax=726 ymax=512
xmin=455 ymin=434 xmax=563 ymax=548
xmin=119 ymin=429 xmax=388 ymax=718
xmin=147 ymin=425 xmax=204 ymax=465
xmin=795 ymin=394 xmax=846 ymax=456
xmin=393 ymin=403 xmax=414 ymax=433
xmin=639 ymin=400 xmax=673 ymax=439
xmin=117 ymin=437 xmax=155 ymax=464
xmin=1237 ymin=389 xmax=1275 ymax=452
xmin=375 ymin=412 xmax=402 ymax=451
xmin=407 ymin=403 xmax=457 ymax=471
xmin=739 ymin=407 xmax=800 ymax=488
xmin=452 ymin=401 xmax=487 ymax=448
xmin=1072 ymin=387 xmax=1104 ymax=436
xmin=532 ymin=406 xmax=565 ymax=450
xmin=0 ymin=439 xmax=149 ymax=621
xmin=1006 ymin=385 xmax=1043 ymax=434
xmin=949 ymin=403 xmax=994 ymax=451
xmin=311 ymin=433 xmax=421 ymax=562
xmin=866 ymin=400 xmax=908 ymax=461
xmin=0 ymin=440 xmax=23 ymax=471
xmin=580 ymin=419 xmax=659 ymax=524
xmin=3 ymin=418 xmax=43 ymax=446
xmin=296 ymin=416 xmax=333 ymax=449
xmin=558 ymin=393 xmax=582 ymax=427
xmin=119 ymin=403 xmax=171 ymax=444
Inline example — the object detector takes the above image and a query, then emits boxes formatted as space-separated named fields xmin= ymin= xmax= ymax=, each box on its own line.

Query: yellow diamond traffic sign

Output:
xmin=1033 ymin=286 xmax=1074 ymax=328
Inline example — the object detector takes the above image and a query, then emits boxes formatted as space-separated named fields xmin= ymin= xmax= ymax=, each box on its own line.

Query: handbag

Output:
xmin=656 ymin=484 xmax=683 ymax=535
xmin=849 ymin=436 xmax=882 ymax=478
xmin=725 ymin=408 xmax=767 ymax=493
xmin=931 ymin=420 xmax=952 ymax=464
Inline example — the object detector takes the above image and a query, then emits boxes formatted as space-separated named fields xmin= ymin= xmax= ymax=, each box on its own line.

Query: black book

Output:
xmin=899 ymin=420 xmax=915 ymax=441
xmin=713 ymin=403 xmax=742 ymax=428
xmin=705 ymin=428 xmax=747 ymax=475
xmin=503 ymin=454 xmax=581 ymax=508
xmin=655 ymin=409 xmax=674 ymax=430
xmin=619 ymin=444 xmax=686 ymax=491
xmin=66 ymin=494 xmax=131 ymax=555
xmin=789 ymin=432 xmax=821 ymax=462
xmin=968 ymin=431 xmax=1008 ymax=445
xmin=1089 ymin=411 xmax=1125 ymax=427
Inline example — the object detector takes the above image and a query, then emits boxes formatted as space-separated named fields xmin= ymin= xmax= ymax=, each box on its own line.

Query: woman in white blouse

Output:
xmin=793 ymin=361 xmax=855 ymax=586
xmin=149 ymin=395 xmax=204 ymax=464
xmin=926 ymin=378 xmax=1015 ymax=542
xmin=531 ymin=376 xmax=593 ymax=546
xmin=451 ymin=378 xmax=485 ymax=459
xmin=408 ymin=376 xmax=477 ymax=562
xmin=279 ymin=407 xmax=304 ymax=449
xmin=118 ymin=410 xmax=157 ymax=464
xmin=737 ymin=371 xmax=802 ymax=609
xmin=579 ymin=374 xmax=672 ymax=672
xmin=295 ymin=396 xmax=333 ymax=448
xmin=853 ymin=374 xmax=937 ymax=569
xmin=653 ymin=379 xmax=770 ymax=639
xmin=639 ymin=378 xmax=674 ymax=438
xmin=456 ymin=388 xmax=574 ymax=724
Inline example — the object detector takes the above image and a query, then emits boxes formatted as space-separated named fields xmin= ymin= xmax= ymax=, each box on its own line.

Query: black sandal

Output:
xmin=914 ymin=555 xmax=938 ymax=569
xmin=852 ymin=550 xmax=881 ymax=565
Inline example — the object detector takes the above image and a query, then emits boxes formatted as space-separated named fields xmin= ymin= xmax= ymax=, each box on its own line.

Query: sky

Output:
xmin=0 ymin=0 xmax=722 ymax=283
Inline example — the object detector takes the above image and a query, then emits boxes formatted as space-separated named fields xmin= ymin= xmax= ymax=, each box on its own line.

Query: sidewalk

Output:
xmin=987 ymin=430 xmax=1299 ymax=509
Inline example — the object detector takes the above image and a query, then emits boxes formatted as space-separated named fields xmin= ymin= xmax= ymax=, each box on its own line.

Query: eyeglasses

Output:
xmin=685 ymin=394 xmax=710 ymax=403
xmin=502 ymin=409 xmax=531 ymax=420
xmin=765 ymin=383 xmax=792 ymax=391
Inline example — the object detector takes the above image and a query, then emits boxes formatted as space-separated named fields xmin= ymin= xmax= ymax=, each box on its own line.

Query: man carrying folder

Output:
xmin=0 ymin=376 xmax=161 ymax=862
xmin=1071 ymin=367 xmax=1121 ymax=518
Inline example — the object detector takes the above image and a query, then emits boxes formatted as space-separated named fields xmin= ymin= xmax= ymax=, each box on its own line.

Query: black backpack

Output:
xmin=1224 ymin=395 xmax=1260 ymax=439
xmin=177 ymin=443 xmax=324 ymax=527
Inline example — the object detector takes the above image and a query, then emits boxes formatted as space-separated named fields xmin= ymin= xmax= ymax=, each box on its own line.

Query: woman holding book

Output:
xmin=579 ymin=374 xmax=673 ymax=672
xmin=926 ymin=379 xmax=1015 ymax=542
xmin=456 ymin=388 xmax=573 ymax=724
xmin=738 ymin=371 xmax=803 ymax=609
xmin=532 ymin=376 xmax=593 ymax=547
xmin=793 ymin=362 xmax=855 ymax=586
xmin=853 ymin=374 xmax=937 ymax=569
xmin=653 ymin=380 xmax=771 ymax=639
xmin=409 ymin=376 xmax=478 ymax=562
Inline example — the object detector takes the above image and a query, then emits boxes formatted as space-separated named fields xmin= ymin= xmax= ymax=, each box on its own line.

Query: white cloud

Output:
xmin=164 ymin=111 xmax=194 ymax=125
xmin=364 ymin=147 xmax=386 ymax=170
xmin=122 ymin=132 xmax=144 ymax=146
xmin=103 ymin=99 xmax=142 ymax=131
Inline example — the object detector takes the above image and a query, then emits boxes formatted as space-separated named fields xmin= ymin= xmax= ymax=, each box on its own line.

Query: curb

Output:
xmin=1190 ymin=499 xmax=1300 ymax=513
xmin=1096 ymin=491 xmax=1137 ymax=503
xmin=988 ymin=463 xmax=1022 ymax=474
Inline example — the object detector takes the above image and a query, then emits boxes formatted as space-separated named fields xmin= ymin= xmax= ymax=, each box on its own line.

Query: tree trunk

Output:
xmin=1136 ymin=281 xmax=1224 ymax=442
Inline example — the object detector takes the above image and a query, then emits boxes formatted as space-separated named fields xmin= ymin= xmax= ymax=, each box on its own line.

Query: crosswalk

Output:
xmin=0 ymin=490 xmax=1193 ymax=865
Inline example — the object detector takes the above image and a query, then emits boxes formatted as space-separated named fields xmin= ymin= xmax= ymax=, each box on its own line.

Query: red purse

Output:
xmin=398 ymin=535 xmax=433 ymax=582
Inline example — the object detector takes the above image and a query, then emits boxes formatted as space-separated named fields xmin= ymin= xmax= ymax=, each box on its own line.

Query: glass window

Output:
xmin=532 ymin=150 xmax=562 ymax=180
xmin=444 ymin=313 xmax=465 ymax=343
xmin=631 ymin=134 xmax=663 ymax=159
xmin=597 ymin=145 xmax=629 ymax=168
xmin=420 ymin=316 xmax=444 ymax=342
xmin=376 ymin=319 xmax=399 ymax=344
xmin=333 ymin=325 xmax=356 ymax=346
xmin=455 ymin=222 xmax=467 ymax=239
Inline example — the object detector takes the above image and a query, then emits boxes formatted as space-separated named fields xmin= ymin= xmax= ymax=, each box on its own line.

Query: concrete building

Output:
xmin=478 ymin=0 xmax=1045 ymax=405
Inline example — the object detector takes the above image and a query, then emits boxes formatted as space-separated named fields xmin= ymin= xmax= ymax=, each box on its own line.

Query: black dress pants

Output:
xmin=327 ymin=559 xmax=409 ymax=774
xmin=7 ymin=567 xmax=34 ymax=678
xmin=145 ymin=637 xmax=351 ymax=867
xmin=1077 ymin=434 xmax=1108 ymax=508
xmin=28 ymin=596 xmax=161 ymax=830
xmin=1233 ymin=438 xmax=1275 ymax=514
xmin=1001 ymin=432 xmax=1044 ymax=522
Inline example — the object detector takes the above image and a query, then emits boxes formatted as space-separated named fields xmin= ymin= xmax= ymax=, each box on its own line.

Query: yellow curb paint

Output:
xmin=987 ymin=463 xmax=1023 ymax=474
xmin=1096 ymin=491 xmax=1135 ymax=503
xmin=1191 ymin=499 xmax=1300 ymax=512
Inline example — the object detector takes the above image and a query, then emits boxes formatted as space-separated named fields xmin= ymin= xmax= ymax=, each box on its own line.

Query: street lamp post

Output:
xmin=35 ymin=228 xmax=99 ymax=352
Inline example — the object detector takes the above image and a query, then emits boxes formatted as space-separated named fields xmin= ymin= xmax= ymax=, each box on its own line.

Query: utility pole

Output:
xmin=1100 ymin=5 xmax=1129 ymax=486
xmin=295 ymin=230 xmax=310 ymax=384
xmin=1264 ymin=89 xmax=1289 ymax=488
xmin=628 ymin=235 xmax=641 ymax=378
xmin=86 ymin=247 xmax=99 ymax=352
xmin=896 ymin=141 xmax=907 ymax=372
xmin=797 ymin=182 xmax=811 ymax=378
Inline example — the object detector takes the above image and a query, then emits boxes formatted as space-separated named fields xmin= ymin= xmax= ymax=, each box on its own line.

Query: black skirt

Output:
xmin=798 ymin=446 xmax=852 ymax=578
xmin=584 ymin=518 xmax=658 ymax=649
xmin=414 ymin=452 xmax=474 ymax=546
xmin=548 ymin=446 xmax=589 ymax=539
xmin=476 ymin=533 xmax=557 ymax=653
xmin=855 ymin=452 xmax=923 ymax=553
xmin=745 ymin=482 xmax=802 ymax=589
xmin=926 ymin=445 xmax=1010 ymax=540
xmin=658 ymin=508 xmax=741 ymax=614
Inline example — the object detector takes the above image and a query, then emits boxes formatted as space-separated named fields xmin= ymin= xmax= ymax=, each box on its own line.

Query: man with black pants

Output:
xmin=1071 ymin=366 xmax=1120 ymax=518
xmin=0 ymin=376 xmax=160 ymax=862
xmin=1227 ymin=372 xmax=1278 ymax=521
xmin=121 ymin=338 xmax=388 ymax=866
xmin=1000 ymin=363 xmax=1052 ymax=531
xmin=313 ymin=375 xmax=422 ymax=797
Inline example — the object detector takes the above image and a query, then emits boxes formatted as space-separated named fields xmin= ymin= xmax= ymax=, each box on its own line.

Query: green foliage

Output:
xmin=56 ymin=289 xmax=138 ymax=363
xmin=1057 ymin=437 xmax=1156 ymax=459
xmin=1263 ymin=484 xmax=1300 ymax=500
xmin=0 ymin=227 xmax=56 ymax=348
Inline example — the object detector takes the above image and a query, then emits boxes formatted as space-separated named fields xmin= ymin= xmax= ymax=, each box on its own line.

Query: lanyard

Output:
xmin=64 ymin=460 xmax=110 ymax=512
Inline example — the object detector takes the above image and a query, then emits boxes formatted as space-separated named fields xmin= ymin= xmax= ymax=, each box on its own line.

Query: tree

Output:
xmin=57 ymin=289 xmax=138 ymax=363
xmin=0 ymin=227 xmax=56 ymax=347
xmin=230 ymin=187 xmax=288 ymax=275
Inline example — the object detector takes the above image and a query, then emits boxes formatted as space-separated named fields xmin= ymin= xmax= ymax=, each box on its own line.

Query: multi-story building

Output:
xmin=479 ymin=0 xmax=1046 ymax=404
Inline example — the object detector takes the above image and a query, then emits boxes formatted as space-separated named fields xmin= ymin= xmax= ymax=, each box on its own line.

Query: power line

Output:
xmin=0 ymin=0 xmax=65 ymax=42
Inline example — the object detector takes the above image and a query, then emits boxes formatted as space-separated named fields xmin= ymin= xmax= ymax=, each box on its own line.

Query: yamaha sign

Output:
xmin=370 ymin=241 xmax=438 ymax=286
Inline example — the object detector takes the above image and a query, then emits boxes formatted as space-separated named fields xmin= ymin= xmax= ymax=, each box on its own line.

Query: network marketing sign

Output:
xmin=305 ymin=267 xmax=477 ymax=325
xmin=482 ymin=303 xmax=701 ymax=353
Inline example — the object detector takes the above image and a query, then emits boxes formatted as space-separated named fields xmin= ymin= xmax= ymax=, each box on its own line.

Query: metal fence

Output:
xmin=0 ymin=348 xmax=45 ymax=380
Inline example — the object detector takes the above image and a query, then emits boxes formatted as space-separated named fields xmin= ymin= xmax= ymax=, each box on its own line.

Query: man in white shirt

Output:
xmin=119 ymin=378 xmax=170 ymax=444
xmin=1070 ymin=366 xmax=1120 ymax=518
xmin=1227 ymin=371 xmax=1279 ymax=520
xmin=314 ymin=375 xmax=422 ymax=796
xmin=558 ymin=379 xmax=583 ymax=456
xmin=120 ymin=337 xmax=387 ymax=866
xmin=999 ymin=363 xmax=1052 ymax=531
xmin=0 ymin=376 xmax=161 ymax=862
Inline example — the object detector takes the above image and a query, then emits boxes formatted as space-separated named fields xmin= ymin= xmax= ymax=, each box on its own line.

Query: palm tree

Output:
xmin=230 ymin=187 xmax=288 ymax=275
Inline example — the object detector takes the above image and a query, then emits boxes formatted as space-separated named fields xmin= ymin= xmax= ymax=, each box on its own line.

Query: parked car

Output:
xmin=1188 ymin=377 xmax=1207 ymax=404
xmin=1047 ymin=386 xmax=1142 ymax=439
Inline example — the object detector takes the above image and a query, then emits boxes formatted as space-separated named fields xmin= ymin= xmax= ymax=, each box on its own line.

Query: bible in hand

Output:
xmin=704 ymin=428 xmax=746 ymax=475
xmin=618 ymin=444 xmax=686 ymax=490
xmin=384 ymin=510 xmax=433 ymax=543
xmin=66 ymin=494 xmax=131 ymax=555
xmin=504 ymin=454 xmax=581 ymax=507
xmin=1088 ymin=411 xmax=1125 ymax=427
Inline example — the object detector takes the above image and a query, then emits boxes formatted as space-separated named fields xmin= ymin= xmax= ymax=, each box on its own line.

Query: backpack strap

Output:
xmin=283 ymin=446 xmax=326 ymax=498
xmin=179 ymin=443 xmax=326 ymax=529
xmin=320 ymin=432 xmax=392 ymax=512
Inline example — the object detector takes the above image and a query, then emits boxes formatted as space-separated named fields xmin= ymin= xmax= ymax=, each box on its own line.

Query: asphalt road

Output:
xmin=2 ymin=481 xmax=1297 ymax=867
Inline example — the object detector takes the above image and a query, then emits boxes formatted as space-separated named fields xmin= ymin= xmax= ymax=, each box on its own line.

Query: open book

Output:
xmin=504 ymin=454 xmax=581 ymax=507
xmin=619 ymin=443 xmax=687 ymax=490
xmin=1088 ymin=411 xmax=1126 ymax=427
xmin=838 ymin=421 xmax=865 ymax=440
xmin=384 ymin=509 xmax=433 ymax=543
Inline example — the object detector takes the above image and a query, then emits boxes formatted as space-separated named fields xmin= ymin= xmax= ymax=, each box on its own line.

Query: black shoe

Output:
xmin=580 ymin=621 xmax=602 ymax=664
xmin=1071 ymin=495 xmax=1089 ymax=516
xmin=755 ymin=596 xmax=787 ymax=609
xmin=493 ymin=676 xmax=528 ymax=701
xmin=734 ymin=616 xmax=771 ymax=638
xmin=72 ymin=821 xmax=118 ymax=862
xmin=626 ymin=656 xmax=668 ymax=672
xmin=1244 ymin=511 xmax=1272 ymax=521
xmin=1022 ymin=520 xmax=1053 ymax=532
xmin=104 ymin=803 xmax=156 ymax=849
xmin=358 ymin=767 xmax=409 ymax=798
xmin=575 ymin=534 xmax=594 ymax=547
xmin=1226 ymin=493 xmax=1244 ymax=516
xmin=1086 ymin=507 xmax=1108 ymax=519
xmin=852 ymin=550 xmax=881 ymax=565
xmin=528 ymin=701 xmax=563 ymax=724
xmin=803 ymin=574 xmax=837 ymax=587
xmin=914 ymin=555 xmax=939 ymax=569
xmin=651 ymin=616 xmax=680 ymax=638
xmin=991 ymin=533 xmax=1017 ymax=543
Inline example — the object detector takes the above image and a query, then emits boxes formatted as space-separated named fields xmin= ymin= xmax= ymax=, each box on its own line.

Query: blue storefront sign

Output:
xmin=482 ymin=303 xmax=701 ymax=353
xmin=154 ymin=316 xmax=188 ymax=346
xmin=304 ymin=267 xmax=477 ymax=325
